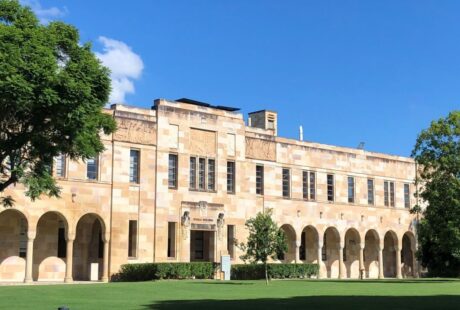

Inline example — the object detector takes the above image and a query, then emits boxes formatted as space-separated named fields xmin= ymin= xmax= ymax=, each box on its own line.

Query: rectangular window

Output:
xmin=198 ymin=158 xmax=206 ymax=190
xmin=189 ymin=157 xmax=197 ymax=189
xmin=57 ymin=227 xmax=66 ymax=258
xmin=282 ymin=168 xmax=290 ymax=198
xmin=256 ymin=165 xmax=264 ymax=195
xmin=348 ymin=176 xmax=355 ymax=203
xmin=129 ymin=149 xmax=140 ymax=184
xmin=167 ymin=222 xmax=176 ymax=258
xmin=227 ymin=225 xmax=235 ymax=259
xmin=302 ymin=171 xmax=308 ymax=200
xmin=384 ymin=181 xmax=389 ymax=206
xmin=390 ymin=181 xmax=395 ymax=207
xmin=128 ymin=220 xmax=138 ymax=258
xmin=207 ymin=159 xmax=215 ymax=191
xmin=227 ymin=161 xmax=235 ymax=194
xmin=309 ymin=172 xmax=316 ymax=200
xmin=168 ymin=154 xmax=178 ymax=189
xmin=86 ymin=156 xmax=98 ymax=180
xmin=368 ymin=179 xmax=374 ymax=205
xmin=55 ymin=154 xmax=66 ymax=177
xmin=327 ymin=174 xmax=334 ymax=202
xmin=404 ymin=183 xmax=411 ymax=209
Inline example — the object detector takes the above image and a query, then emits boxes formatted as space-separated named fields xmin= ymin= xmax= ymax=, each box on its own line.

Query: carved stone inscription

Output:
xmin=114 ymin=117 xmax=156 ymax=145
xmin=245 ymin=137 xmax=276 ymax=161
xmin=190 ymin=128 xmax=216 ymax=156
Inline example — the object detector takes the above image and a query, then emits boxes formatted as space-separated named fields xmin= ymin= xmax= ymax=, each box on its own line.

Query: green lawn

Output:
xmin=1 ymin=279 xmax=459 ymax=310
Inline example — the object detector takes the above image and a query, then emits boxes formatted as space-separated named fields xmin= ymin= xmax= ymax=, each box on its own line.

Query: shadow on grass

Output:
xmin=143 ymin=295 xmax=460 ymax=310
xmin=188 ymin=282 xmax=254 ymax=285
xmin=310 ymin=279 xmax=458 ymax=284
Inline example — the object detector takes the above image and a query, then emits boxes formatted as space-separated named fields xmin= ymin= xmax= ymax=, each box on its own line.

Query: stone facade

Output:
xmin=0 ymin=98 xmax=419 ymax=282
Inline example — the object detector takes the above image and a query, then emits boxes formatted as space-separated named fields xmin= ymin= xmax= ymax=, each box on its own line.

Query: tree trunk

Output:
xmin=265 ymin=262 xmax=268 ymax=285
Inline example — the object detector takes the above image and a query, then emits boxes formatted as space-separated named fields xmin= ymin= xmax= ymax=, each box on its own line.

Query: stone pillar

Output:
xmin=317 ymin=241 xmax=323 ymax=279
xmin=378 ymin=246 xmax=384 ymax=279
xmin=338 ymin=246 xmax=344 ymax=279
xmin=101 ymin=239 xmax=110 ymax=282
xmin=295 ymin=240 xmax=301 ymax=263
xmin=359 ymin=244 xmax=365 ymax=278
xmin=24 ymin=237 xmax=34 ymax=283
xmin=396 ymin=247 xmax=402 ymax=279
xmin=64 ymin=238 xmax=74 ymax=283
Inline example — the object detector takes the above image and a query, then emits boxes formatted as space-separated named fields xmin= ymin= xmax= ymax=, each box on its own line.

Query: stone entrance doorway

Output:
xmin=190 ymin=230 xmax=215 ymax=262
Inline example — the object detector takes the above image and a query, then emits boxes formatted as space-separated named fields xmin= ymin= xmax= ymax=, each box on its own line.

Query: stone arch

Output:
xmin=363 ymin=229 xmax=380 ymax=278
xmin=279 ymin=224 xmax=296 ymax=263
xmin=0 ymin=209 xmax=28 ymax=281
xmin=323 ymin=226 xmax=341 ymax=278
xmin=383 ymin=230 xmax=398 ymax=278
xmin=73 ymin=213 xmax=106 ymax=281
xmin=343 ymin=228 xmax=361 ymax=278
xmin=300 ymin=225 xmax=319 ymax=264
xmin=401 ymin=231 xmax=416 ymax=278
xmin=33 ymin=211 xmax=70 ymax=281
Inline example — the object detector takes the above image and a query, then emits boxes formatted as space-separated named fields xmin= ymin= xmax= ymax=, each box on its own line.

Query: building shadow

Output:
xmin=143 ymin=295 xmax=460 ymax=310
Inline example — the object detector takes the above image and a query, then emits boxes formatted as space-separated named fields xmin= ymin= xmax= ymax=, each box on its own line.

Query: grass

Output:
xmin=0 ymin=278 xmax=459 ymax=310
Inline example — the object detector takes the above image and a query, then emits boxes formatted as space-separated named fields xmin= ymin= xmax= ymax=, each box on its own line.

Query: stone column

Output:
xmin=295 ymin=240 xmax=301 ymax=263
xmin=24 ymin=237 xmax=34 ymax=283
xmin=378 ymin=246 xmax=384 ymax=279
xmin=359 ymin=244 xmax=365 ymax=278
xmin=101 ymin=239 xmax=110 ymax=282
xmin=338 ymin=245 xmax=344 ymax=279
xmin=317 ymin=241 xmax=323 ymax=279
xmin=396 ymin=247 xmax=402 ymax=279
xmin=64 ymin=238 xmax=74 ymax=283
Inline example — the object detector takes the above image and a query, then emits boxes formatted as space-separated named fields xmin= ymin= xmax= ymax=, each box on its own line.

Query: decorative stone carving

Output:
xmin=189 ymin=129 xmax=216 ymax=156
xmin=217 ymin=213 xmax=225 ymax=241
xmin=245 ymin=137 xmax=276 ymax=161
xmin=181 ymin=211 xmax=191 ymax=240
xmin=114 ymin=117 xmax=156 ymax=145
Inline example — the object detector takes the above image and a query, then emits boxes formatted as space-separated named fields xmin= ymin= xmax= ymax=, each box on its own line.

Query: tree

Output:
xmin=0 ymin=0 xmax=116 ymax=207
xmin=411 ymin=111 xmax=460 ymax=276
xmin=238 ymin=210 xmax=288 ymax=284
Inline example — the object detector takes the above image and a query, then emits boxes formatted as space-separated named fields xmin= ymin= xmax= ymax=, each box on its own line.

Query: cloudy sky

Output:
xmin=22 ymin=0 xmax=459 ymax=156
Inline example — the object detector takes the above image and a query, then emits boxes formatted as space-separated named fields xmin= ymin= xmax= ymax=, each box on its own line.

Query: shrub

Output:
xmin=115 ymin=262 xmax=217 ymax=282
xmin=231 ymin=263 xmax=318 ymax=280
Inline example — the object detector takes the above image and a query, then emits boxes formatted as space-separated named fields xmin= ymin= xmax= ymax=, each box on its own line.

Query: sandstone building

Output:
xmin=0 ymin=98 xmax=419 ymax=282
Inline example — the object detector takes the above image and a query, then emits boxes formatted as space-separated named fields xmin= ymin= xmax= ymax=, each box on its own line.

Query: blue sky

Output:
xmin=25 ymin=0 xmax=459 ymax=156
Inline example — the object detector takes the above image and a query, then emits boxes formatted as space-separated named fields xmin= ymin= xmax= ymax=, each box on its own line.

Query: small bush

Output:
xmin=231 ymin=263 xmax=318 ymax=280
xmin=115 ymin=262 xmax=217 ymax=282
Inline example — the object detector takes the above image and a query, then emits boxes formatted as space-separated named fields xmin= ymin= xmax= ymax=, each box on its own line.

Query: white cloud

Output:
xmin=21 ymin=0 xmax=68 ymax=24
xmin=95 ymin=36 xmax=144 ymax=103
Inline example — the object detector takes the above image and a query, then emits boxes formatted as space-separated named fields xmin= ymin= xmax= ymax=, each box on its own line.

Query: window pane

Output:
xmin=327 ymin=174 xmax=334 ymax=202
xmin=87 ymin=157 xmax=98 ymax=180
xmin=348 ymin=176 xmax=355 ymax=203
xmin=256 ymin=165 xmax=264 ymax=195
xmin=208 ymin=159 xmax=215 ymax=191
xmin=282 ymin=168 xmax=290 ymax=198
xmin=384 ymin=181 xmax=389 ymax=206
xmin=302 ymin=171 xmax=308 ymax=200
xmin=390 ymin=182 xmax=395 ymax=207
xmin=404 ymin=184 xmax=410 ymax=208
xmin=130 ymin=149 xmax=140 ymax=183
xmin=368 ymin=179 xmax=374 ymax=205
xmin=189 ymin=157 xmax=196 ymax=189
xmin=198 ymin=158 xmax=206 ymax=190
xmin=168 ymin=154 xmax=178 ymax=188
xmin=227 ymin=161 xmax=235 ymax=193
xmin=168 ymin=222 xmax=176 ymax=258
xmin=55 ymin=154 xmax=66 ymax=177
xmin=128 ymin=220 xmax=138 ymax=257
xmin=309 ymin=172 xmax=316 ymax=200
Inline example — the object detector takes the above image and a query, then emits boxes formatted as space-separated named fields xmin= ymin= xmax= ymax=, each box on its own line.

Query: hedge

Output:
xmin=231 ymin=263 xmax=319 ymax=280
xmin=115 ymin=262 xmax=217 ymax=281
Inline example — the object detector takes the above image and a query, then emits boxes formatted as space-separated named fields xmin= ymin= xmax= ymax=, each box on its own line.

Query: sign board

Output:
xmin=221 ymin=255 xmax=231 ymax=281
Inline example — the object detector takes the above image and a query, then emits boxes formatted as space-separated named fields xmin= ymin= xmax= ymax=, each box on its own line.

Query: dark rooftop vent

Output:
xmin=176 ymin=98 xmax=240 ymax=112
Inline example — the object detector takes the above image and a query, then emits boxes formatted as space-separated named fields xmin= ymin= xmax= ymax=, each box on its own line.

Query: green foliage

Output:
xmin=231 ymin=263 xmax=318 ymax=280
xmin=115 ymin=262 xmax=217 ymax=282
xmin=0 ymin=0 xmax=115 ymax=206
xmin=412 ymin=111 xmax=460 ymax=276
xmin=238 ymin=210 xmax=288 ymax=284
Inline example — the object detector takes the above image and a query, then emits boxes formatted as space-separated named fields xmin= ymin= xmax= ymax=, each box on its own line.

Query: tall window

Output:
xmin=282 ymin=168 xmax=290 ymax=198
xmin=189 ymin=157 xmax=197 ymax=189
xmin=404 ymin=183 xmax=411 ymax=209
xmin=327 ymin=174 xmax=334 ymax=202
xmin=367 ymin=179 xmax=374 ymax=205
xmin=168 ymin=154 xmax=178 ymax=188
xmin=390 ymin=181 xmax=395 ymax=207
xmin=256 ymin=165 xmax=264 ymax=195
xmin=57 ymin=227 xmax=66 ymax=258
xmin=128 ymin=220 xmax=138 ymax=258
xmin=130 ymin=149 xmax=140 ymax=184
xmin=227 ymin=225 xmax=235 ymax=259
xmin=167 ymin=222 xmax=176 ymax=258
xmin=302 ymin=171 xmax=308 ymax=200
xmin=86 ymin=156 xmax=98 ymax=180
xmin=384 ymin=181 xmax=395 ymax=207
xmin=348 ymin=176 xmax=355 ymax=203
xmin=384 ymin=181 xmax=389 ymax=206
xmin=198 ymin=158 xmax=206 ymax=190
xmin=207 ymin=159 xmax=215 ymax=191
xmin=55 ymin=154 xmax=66 ymax=177
xmin=309 ymin=172 xmax=316 ymax=200
xmin=227 ymin=161 xmax=235 ymax=194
